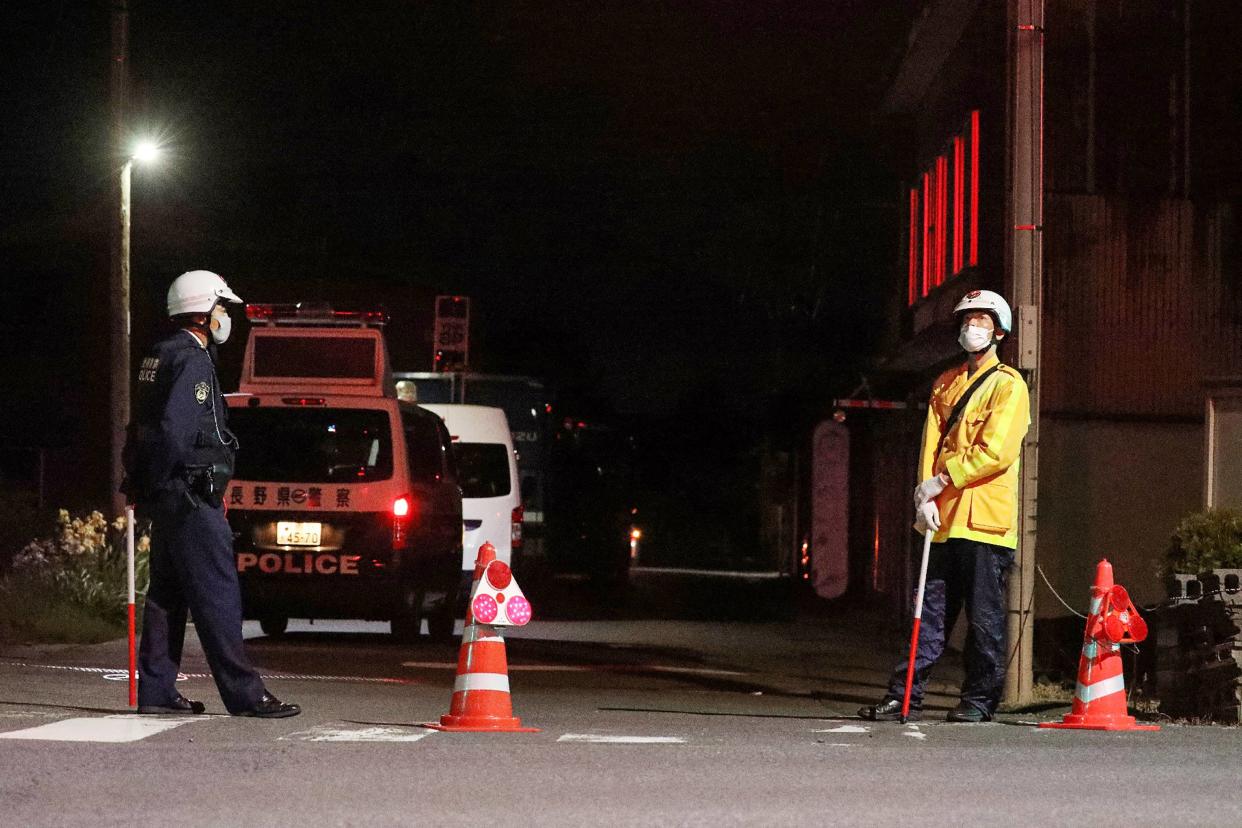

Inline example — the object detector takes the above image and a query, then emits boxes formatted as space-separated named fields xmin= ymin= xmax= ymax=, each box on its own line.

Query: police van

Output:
xmin=224 ymin=304 xmax=463 ymax=641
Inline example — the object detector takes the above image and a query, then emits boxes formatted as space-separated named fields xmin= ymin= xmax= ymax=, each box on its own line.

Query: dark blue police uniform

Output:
xmin=124 ymin=330 xmax=266 ymax=714
xmin=885 ymin=538 xmax=1014 ymax=714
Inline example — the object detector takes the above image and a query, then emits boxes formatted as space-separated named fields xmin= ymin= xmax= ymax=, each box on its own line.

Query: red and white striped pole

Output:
xmin=900 ymin=529 xmax=934 ymax=723
xmin=126 ymin=505 xmax=137 ymax=708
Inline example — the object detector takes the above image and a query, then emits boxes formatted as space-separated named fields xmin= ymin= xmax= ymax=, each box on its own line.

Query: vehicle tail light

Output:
xmin=392 ymin=495 xmax=414 ymax=550
xmin=511 ymin=504 xmax=524 ymax=549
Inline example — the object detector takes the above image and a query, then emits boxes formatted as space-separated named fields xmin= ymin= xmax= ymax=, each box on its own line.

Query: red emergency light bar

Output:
xmin=246 ymin=303 xmax=389 ymax=327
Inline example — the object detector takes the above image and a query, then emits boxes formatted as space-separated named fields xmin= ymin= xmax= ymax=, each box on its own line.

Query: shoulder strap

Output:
xmin=935 ymin=364 xmax=1002 ymax=462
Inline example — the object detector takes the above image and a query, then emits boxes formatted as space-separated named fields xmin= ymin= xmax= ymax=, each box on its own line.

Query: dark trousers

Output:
xmin=138 ymin=494 xmax=265 ymax=713
xmin=886 ymin=538 xmax=1015 ymax=714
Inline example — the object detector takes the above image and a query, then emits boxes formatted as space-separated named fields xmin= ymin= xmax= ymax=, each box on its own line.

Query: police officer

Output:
xmin=123 ymin=270 xmax=299 ymax=718
xmin=860 ymin=289 xmax=1031 ymax=723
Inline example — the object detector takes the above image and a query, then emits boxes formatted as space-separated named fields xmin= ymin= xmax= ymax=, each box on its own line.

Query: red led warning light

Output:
xmin=472 ymin=594 xmax=499 ymax=624
xmin=506 ymin=595 xmax=532 ymax=626
xmin=486 ymin=561 xmax=513 ymax=590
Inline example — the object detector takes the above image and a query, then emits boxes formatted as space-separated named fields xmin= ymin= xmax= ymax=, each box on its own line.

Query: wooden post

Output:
xmin=109 ymin=0 xmax=130 ymax=519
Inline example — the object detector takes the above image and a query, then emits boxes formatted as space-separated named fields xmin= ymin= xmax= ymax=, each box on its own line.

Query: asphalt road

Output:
xmin=0 ymin=574 xmax=1237 ymax=827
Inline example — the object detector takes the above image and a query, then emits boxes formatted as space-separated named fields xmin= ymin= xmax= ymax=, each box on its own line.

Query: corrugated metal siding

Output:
xmin=1042 ymin=195 xmax=1241 ymax=418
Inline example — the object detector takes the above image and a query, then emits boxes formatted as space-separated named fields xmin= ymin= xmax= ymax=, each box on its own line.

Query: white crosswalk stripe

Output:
xmin=0 ymin=715 xmax=200 ymax=743
xmin=557 ymin=733 xmax=686 ymax=744
xmin=281 ymin=725 xmax=433 ymax=743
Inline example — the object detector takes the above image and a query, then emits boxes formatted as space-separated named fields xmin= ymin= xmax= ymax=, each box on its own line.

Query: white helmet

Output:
xmin=953 ymin=289 xmax=1012 ymax=333
xmin=166 ymin=270 xmax=243 ymax=317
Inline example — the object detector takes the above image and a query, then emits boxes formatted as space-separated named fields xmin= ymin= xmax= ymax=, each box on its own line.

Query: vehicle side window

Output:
xmin=402 ymin=413 xmax=444 ymax=485
xmin=436 ymin=420 xmax=459 ymax=482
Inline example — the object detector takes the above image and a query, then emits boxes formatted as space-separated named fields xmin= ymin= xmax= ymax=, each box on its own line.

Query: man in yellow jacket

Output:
xmin=861 ymin=289 xmax=1031 ymax=723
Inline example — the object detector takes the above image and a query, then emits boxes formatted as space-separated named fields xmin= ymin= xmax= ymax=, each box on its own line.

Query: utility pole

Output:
xmin=1004 ymin=0 xmax=1044 ymax=707
xmin=109 ymin=0 xmax=130 ymax=519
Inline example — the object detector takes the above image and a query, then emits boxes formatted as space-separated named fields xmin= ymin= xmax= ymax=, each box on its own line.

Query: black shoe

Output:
xmin=236 ymin=692 xmax=301 ymax=719
xmin=138 ymin=694 xmax=206 ymax=715
xmin=945 ymin=702 xmax=991 ymax=723
xmin=858 ymin=698 xmax=920 ymax=721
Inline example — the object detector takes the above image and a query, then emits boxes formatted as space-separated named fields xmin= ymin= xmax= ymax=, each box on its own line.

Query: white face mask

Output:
xmin=958 ymin=323 xmax=992 ymax=354
xmin=211 ymin=308 xmax=232 ymax=345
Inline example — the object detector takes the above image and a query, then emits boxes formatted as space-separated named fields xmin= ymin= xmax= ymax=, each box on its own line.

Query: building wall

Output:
xmin=865 ymin=411 xmax=923 ymax=615
xmin=1035 ymin=417 xmax=1202 ymax=616
xmin=1046 ymin=0 xmax=1241 ymax=201
xmin=869 ymin=0 xmax=1242 ymax=627
xmin=1043 ymin=195 xmax=1241 ymax=419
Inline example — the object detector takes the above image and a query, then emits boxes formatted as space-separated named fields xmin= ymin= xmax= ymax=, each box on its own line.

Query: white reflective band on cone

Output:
xmin=454 ymin=673 xmax=510 ymax=693
xmin=1077 ymin=673 xmax=1126 ymax=704
xmin=463 ymin=624 xmax=503 ymax=644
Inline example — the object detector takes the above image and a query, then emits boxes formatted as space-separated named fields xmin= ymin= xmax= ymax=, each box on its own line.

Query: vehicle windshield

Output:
xmin=452 ymin=443 xmax=511 ymax=498
xmin=229 ymin=408 xmax=393 ymax=483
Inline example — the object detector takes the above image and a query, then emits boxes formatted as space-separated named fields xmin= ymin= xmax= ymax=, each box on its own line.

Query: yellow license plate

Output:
xmin=276 ymin=522 xmax=322 ymax=546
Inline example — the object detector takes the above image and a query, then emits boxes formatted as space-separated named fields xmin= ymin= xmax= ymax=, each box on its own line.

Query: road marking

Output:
xmin=0 ymin=715 xmax=198 ymax=743
xmin=401 ymin=661 xmax=746 ymax=677
xmin=0 ymin=661 xmax=411 ymax=685
xmin=812 ymin=724 xmax=869 ymax=734
xmin=281 ymin=725 xmax=433 ymax=743
xmin=903 ymin=725 xmax=927 ymax=741
xmin=557 ymin=734 xmax=686 ymax=744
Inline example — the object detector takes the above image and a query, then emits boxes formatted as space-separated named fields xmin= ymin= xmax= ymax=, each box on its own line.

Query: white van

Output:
xmin=419 ymin=405 xmax=522 ymax=578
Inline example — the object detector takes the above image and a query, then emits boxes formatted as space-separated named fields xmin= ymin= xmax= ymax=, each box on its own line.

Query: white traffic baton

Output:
xmin=126 ymin=505 xmax=137 ymax=708
xmin=900 ymin=529 xmax=934 ymax=724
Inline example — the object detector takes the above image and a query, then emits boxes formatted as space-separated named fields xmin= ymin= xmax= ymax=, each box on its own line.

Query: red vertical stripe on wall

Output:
xmin=935 ymin=155 xmax=948 ymax=286
xmin=970 ymin=110 xmax=980 ymax=267
xmin=908 ymin=188 xmax=919 ymax=306
xmin=953 ymin=137 xmax=964 ymax=274
xmin=922 ymin=172 xmax=931 ymax=297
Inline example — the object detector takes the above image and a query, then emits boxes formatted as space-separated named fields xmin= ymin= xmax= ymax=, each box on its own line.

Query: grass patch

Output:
xmin=0 ymin=507 xmax=150 ymax=646
xmin=0 ymin=576 xmax=128 ymax=645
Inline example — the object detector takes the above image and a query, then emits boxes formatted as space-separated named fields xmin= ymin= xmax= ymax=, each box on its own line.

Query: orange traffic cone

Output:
xmin=424 ymin=542 xmax=539 ymax=733
xmin=1042 ymin=559 xmax=1159 ymax=732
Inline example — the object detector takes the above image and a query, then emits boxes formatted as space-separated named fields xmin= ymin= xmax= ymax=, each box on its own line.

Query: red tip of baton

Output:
xmin=128 ymin=603 xmax=137 ymax=708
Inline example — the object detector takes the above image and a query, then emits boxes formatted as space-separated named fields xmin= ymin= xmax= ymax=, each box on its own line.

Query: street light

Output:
xmin=132 ymin=139 xmax=161 ymax=165
xmin=109 ymin=138 xmax=162 ymax=517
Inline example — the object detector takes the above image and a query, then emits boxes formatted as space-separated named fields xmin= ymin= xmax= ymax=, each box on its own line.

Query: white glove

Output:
xmin=914 ymin=500 xmax=941 ymax=533
xmin=913 ymin=474 xmax=948 ymax=508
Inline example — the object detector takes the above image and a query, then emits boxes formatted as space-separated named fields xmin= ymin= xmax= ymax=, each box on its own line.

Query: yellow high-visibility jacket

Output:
xmin=918 ymin=352 xmax=1031 ymax=549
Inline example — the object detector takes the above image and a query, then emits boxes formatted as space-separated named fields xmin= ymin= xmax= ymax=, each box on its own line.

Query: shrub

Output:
xmin=7 ymin=509 xmax=150 ymax=626
xmin=1165 ymin=508 xmax=1242 ymax=576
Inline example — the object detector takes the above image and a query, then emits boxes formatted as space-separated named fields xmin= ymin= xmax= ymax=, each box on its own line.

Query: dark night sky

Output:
xmin=2 ymin=1 xmax=915 ymax=465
